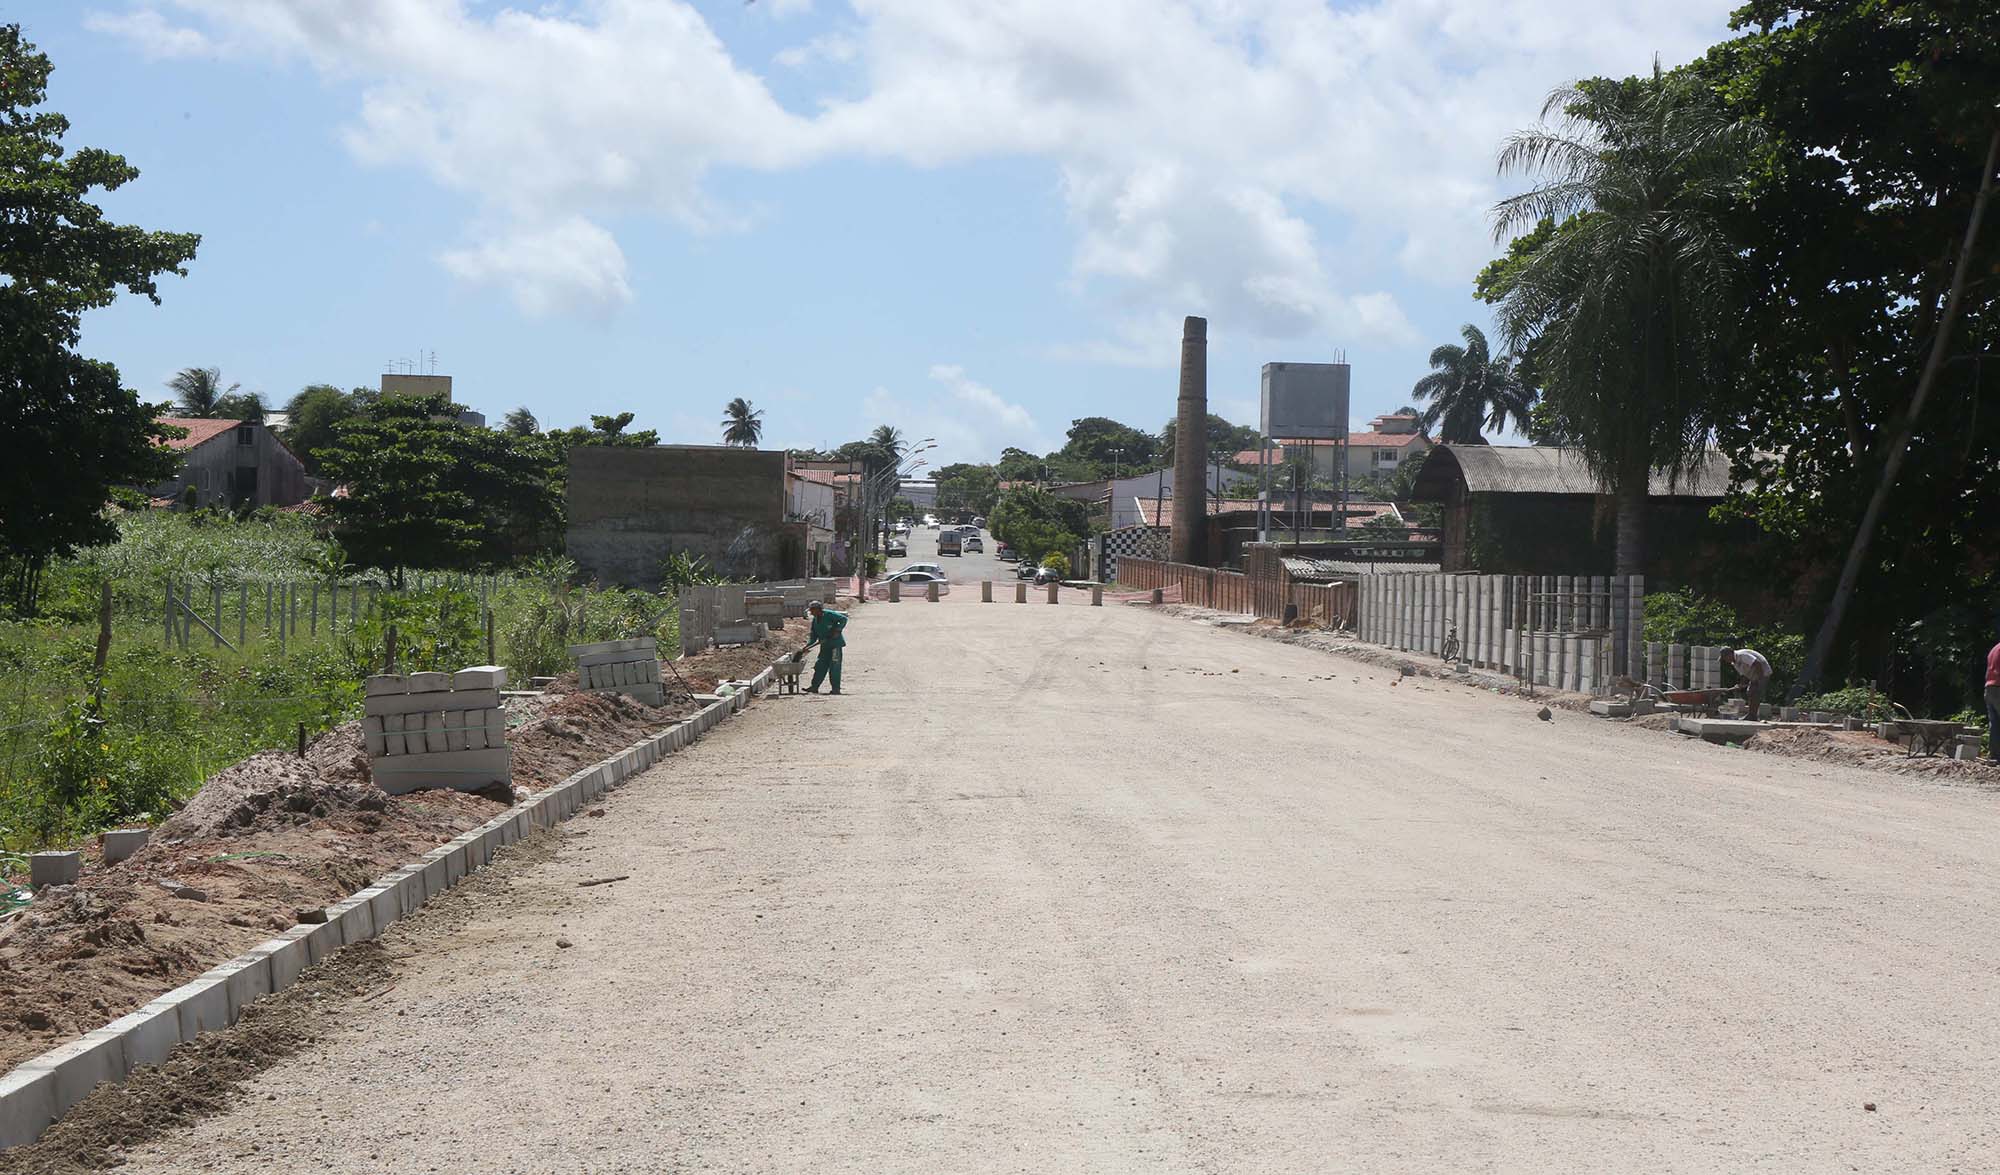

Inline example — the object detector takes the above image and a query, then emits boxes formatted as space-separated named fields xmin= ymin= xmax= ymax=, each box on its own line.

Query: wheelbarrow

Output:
xmin=772 ymin=652 xmax=806 ymax=696
xmin=1661 ymin=688 xmax=1732 ymax=715
xmin=1886 ymin=718 xmax=1966 ymax=759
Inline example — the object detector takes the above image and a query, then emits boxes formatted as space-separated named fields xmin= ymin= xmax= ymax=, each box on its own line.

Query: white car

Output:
xmin=894 ymin=562 xmax=946 ymax=579
xmin=871 ymin=569 xmax=949 ymax=598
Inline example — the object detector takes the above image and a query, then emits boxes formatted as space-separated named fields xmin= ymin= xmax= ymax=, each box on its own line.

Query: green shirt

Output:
xmin=809 ymin=609 xmax=848 ymax=649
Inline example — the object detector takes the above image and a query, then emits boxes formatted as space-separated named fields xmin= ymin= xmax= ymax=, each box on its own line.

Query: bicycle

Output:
xmin=1440 ymin=624 xmax=1461 ymax=663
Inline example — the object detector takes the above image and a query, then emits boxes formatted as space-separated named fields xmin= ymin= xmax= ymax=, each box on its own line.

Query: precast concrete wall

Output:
xmin=1354 ymin=571 xmax=1646 ymax=696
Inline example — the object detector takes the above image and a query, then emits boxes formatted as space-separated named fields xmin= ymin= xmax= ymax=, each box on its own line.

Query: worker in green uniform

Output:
xmin=801 ymin=599 xmax=848 ymax=694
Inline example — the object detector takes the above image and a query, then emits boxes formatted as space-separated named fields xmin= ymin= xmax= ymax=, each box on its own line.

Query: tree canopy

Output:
xmin=721 ymin=398 xmax=763 ymax=447
xmin=989 ymin=488 xmax=1091 ymax=567
xmin=313 ymin=394 xmax=562 ymax=577
xmin=0 ymin=24 xmax=199 ymax=611
xmin=1409 ymin=324 xmax=1533 ymax=443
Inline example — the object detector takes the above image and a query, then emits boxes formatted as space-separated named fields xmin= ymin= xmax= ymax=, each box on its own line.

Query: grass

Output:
xmin=0 ymin=510 xmax=677 ymax=853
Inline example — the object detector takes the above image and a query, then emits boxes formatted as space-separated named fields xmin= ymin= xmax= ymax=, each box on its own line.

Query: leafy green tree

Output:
xmin=867 ymin=424 xmax=905 ymax=461
xmin=1692 ymin=0 xmax=2000 ymax=697
xmin=547 ymin=412 xmax=659 ymax=450
xmin=213 ymin=388 xmax=267 ymax=422
xmin=0 ymin=24 xmax=199 ymax=611
xmin=721 ymin=398 xmax=763 ymax=447
xmin=989 ymin=487 xmax=1090 ymax=567
xmin=282 ymin=384 xmax=368 ymax=472
xmin=1062 ymin=416 xmax=1159 ymax=471
xmin=933 ymin=463 xmax=1000 ymax=516
xmin=1490 ymin=67 xmax=1756 ymax=576
xmin=314 ymin=394 xmax=563 ymax=578
xmin=1163 ymin=414 xmax=1261 ymax=464
xmin=1409 ymin=324 xmax=1533 ymax=443
xmin=994 ymin=447 xmax=1043 ymax=483
xmin=167 ymin=366 xmax=234 ymax=417
xmin=502 ymin=406 xmax=539 ymax=435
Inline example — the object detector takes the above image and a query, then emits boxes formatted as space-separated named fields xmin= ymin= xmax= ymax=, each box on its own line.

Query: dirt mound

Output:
xmin=676 ymin=632 xmax=789 ymax=692
xmin=1631 ymin=713 xmax=1680 ymax=732
xmin=156 ymin=752 xmax=385 ymax=842
xmin=1744 ymin=726 xmax=2000 ymax=783
xmin=510 ymin=689 xmax=694 ymax=789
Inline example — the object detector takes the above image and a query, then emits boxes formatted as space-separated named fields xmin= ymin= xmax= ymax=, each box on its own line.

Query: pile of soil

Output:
xmin=1743 ymin=726 xmax=2000 ymax=783
xmin=0 ymin=637 xmax=777 ymax=1075
xmin=674 ymin=631 xmax=791 ymax=692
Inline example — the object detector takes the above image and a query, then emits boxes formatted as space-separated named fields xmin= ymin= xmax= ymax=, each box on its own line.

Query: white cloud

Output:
xmin=860 ymin=364 xmax=1050 ymax=466
xmin=439 ymin=217 xmax=633 ymax=317
xmin=83 ymin=8 xmax=217 ymax=58
xmin=91 ymin=0 xmax=1736 ymax=327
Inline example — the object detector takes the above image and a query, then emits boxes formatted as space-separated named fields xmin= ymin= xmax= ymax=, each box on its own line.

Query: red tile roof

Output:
xmin=1125 ymin=498 xmax=1402 ymax=528
xmin=156 ymin=417 xmax=242 ymax=451
xmin=1350 ymin=430 xmax=1428 ymax=449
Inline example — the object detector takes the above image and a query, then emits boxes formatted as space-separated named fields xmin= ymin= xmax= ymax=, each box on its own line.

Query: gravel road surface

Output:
xmin=114 ymin=594 xmax=2000 ymax=1173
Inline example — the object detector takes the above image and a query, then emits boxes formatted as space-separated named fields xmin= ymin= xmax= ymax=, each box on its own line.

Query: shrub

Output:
xmin=1041 ymin=551 xmax=1070 ymax=577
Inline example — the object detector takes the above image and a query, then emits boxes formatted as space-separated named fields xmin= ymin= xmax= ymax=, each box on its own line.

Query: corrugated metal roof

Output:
xmin=1426 ymin=445 xmax=1734 ymax=498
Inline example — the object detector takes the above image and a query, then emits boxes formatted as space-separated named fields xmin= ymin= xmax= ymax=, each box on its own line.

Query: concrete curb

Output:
xmin=0 ymin=664 xmax=782 ymax=1151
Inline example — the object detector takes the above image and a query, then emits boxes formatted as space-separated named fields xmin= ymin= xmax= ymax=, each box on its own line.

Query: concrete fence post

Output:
xmin=1046 ymin=582 xmax=1059 ymax=604
xmin=981 ymin=580 xmax=993 ymax=603
xmin=1626 ymin=576 xmax=1646 ymax=681
xmin=1015 ymin=582 xmax=1027 ymax=604
xmin=1091 ymin=585 xmax=1103 ymax=606
xmin=926 ymin=581 xmax=939 ymax=602
xmin=889 ymin=579 xmax=901 ymax=603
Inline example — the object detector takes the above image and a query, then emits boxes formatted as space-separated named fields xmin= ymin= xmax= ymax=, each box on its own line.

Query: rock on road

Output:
xmin=118 ymin=595 xmax=2000 ymax=1173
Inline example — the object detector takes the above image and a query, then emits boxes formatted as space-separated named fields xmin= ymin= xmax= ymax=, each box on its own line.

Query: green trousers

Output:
xmin=811 ymin=645 xmax=842 ymax=692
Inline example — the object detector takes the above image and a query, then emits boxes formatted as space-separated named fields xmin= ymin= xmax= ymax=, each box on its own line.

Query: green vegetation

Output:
xmin=990 ymin=489 xmax=1089 ymax=570
xmin=1643 ymin=589 xmax=1804 ymax=697
xmin=0 ymin=514 xmax=676 ymax=852
xmin=0 ymin=24 xmax=198 ymax=613
xmin=1408 ymin=324 xmax=1533 ymax=444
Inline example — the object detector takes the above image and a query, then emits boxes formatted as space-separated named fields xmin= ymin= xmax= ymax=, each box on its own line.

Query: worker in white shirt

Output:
xmin=1719 ymin=647 xmax=1773 ymax=721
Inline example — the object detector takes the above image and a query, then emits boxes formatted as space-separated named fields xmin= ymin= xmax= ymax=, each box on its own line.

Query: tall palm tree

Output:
xmin=167 ymin=366 xmax=237 ymax=417
xmin=868 ymin=424 xmax=905 ymax=462
xmin=502 ymin=406 xmax=539 ymax=435
xmin=1491 ymin=66 xmax=1755 ymax=576
xmin=720 ymin=397 xmax=763 ymax=447
xmin=1410 ymin=324 xmax=1534 ymax=444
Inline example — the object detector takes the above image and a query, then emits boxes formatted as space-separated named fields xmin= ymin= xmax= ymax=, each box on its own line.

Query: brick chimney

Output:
xmin=1170 ymin=315 xmax=1208 ymax=565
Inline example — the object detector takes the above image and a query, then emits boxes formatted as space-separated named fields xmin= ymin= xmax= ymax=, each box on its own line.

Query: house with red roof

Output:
xmin=152 ymin=417 xmax=309 ymax=510
xmin=1229 ymin=413 xmax=1432 ymax=483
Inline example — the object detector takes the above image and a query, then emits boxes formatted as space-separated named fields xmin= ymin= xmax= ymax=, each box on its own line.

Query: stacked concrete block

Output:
xmin=571 ymin=638 xmax=665 ymax=706
xmin=363 ymin=666 xmax=512 ymax=796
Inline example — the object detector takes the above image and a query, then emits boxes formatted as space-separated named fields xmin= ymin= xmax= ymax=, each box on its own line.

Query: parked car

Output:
xmin=895 ymin=562 xmax=946 ymax=579
xmin=1016 ymin=561 xmax=1039 ymax=579
xmin=971 ymin=516 xmax=986 ymax=527
xmin=996 ymin=542 xmax=1016 ymax=561
xmin=957 ymin=524 xmax=980 ymax=535
xmin=870 ymin=569 xmax=949 ymax=598
xmin=886 ymin=538 xmax=908 ymax=557
xmin=1034 ymin=565 xmax=1063 ymax=585
xmin=963 ymin=535 xmax=983 ymax=552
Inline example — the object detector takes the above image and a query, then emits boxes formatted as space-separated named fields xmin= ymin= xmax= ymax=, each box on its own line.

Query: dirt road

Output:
xmin=113 ymin=598 xmax=2000 ymax=1172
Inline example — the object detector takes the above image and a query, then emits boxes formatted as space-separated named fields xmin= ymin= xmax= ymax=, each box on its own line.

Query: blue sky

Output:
xmin=30 ymin=0 xmax=1738 ymax=466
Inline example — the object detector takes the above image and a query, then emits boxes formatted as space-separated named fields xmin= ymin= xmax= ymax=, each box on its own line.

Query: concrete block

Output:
xmin=487 ymin=708 xmax=507 ymax=746
xmin=364 ymin=687 xmax=501 ymax=719
xmin=355 ymin=884 xmax=400 ymax=934
xmin=451 ymin=665 xmax=509 ymax=690
xmin=1046 ymin=583 xmax=1059 ymax=603
xmin=405 ymin=671 xmax=450 ymax=694
xmin=508 ymin=807 xmax=533 ymax=841
xmin=101 ymin=828 xmax=150 ymax=865
xmin=167 ymin=971 xmax=231 ymax=1041
xmin=369 ymin=746 xmax=513 ymax=796
xmin=569 ymin=637 xmax=656 ymax=657
xmin=0 ymin=1063 xmax=58 ymax=1150
xmin=218 ymin=952 xmax=275 ymax=1020
xmin=1091 ymin=585 xmax=1103 ymax=606
xmin=1955 ymin=743 xmax=1979 ymax=761
xmin=419 ymin=852 xmax=451 ymax=899
xmin=363 ymin=714 xmax=388 ymax=757
xmin=1016 ymin=582 xmax=1028 ymax=603
xmin=29 ymin=851 xmax=80 ymax=888
xmin=1674 ymin=717 xmax=1768 ymax=745
xmin=363 ymin=674 xmax=408 ymax=697
xmin=109 ymin=998 xmax=185 ymax=1073
xmin=1588 ymin=699 xmax=1632 ymax=718
xmin=299 ymin=917 xmax=343 ymax=966
xmin=982 ymin=581 xmax=993 ymax=602
xmin=326 ymin=895 xmax=375 ymax=946
xmin=43 ymin=1027 xmax=127 ymax=1117
xmin=261 ymin=929 xmax=311 ymax=991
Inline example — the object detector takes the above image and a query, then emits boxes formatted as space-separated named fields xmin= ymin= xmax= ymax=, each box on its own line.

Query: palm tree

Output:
xmin=868 ymin=424 xmax=904 ymax=462
xmin=167 ymin=366 xmax=237 ymax=417
xmin=720 ymin=397 xmax=763 ymax=447
xmin=1410 ymin=324 xmax=1534 ymax=444
xmin=1491 ymin=67 xmax=1754 ymax=576
xmin=502 ymin=406 xmax=539 ymax=435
